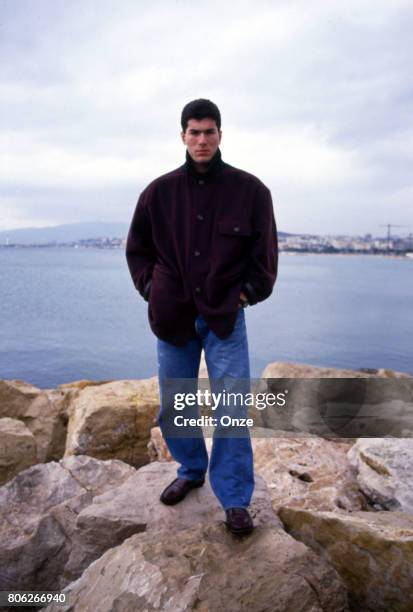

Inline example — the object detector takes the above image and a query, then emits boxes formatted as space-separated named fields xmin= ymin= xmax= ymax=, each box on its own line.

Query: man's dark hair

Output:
xmin=181 ymin=99 xmax=221 ymax=132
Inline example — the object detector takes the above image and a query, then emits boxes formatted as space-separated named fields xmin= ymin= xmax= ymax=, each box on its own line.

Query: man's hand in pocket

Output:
xmin=238 ymin=291 xmax=249 ymax=309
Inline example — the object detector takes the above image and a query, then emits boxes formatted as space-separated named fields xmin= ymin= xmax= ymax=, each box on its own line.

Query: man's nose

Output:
xmin=198 ymin=132 xmax=207 ymax=143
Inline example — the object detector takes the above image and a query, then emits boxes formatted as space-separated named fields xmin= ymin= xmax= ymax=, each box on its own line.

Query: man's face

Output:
xmin=181 ymin=118 xmax=222 ymax=164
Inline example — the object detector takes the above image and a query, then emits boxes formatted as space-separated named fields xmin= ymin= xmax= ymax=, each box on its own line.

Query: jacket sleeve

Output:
xmin=242 ymin=183 xmax=278 ymax=305
xmin=125 ymin=189 xmax=156 ymax=301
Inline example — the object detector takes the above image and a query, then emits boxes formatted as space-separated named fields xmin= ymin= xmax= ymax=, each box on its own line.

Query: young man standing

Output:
xmin=126 ymin=99 xmax=277 ymax=535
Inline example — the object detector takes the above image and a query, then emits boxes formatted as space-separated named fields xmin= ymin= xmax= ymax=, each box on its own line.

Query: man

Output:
xmin=126 ymin=99 xmax=277 ymax=535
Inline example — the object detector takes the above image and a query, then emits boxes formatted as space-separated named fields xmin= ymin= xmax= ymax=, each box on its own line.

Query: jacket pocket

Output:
xmin=213 ymin=221 xmax=252 ymax=284
xmin=148 ymin=264 xmax=184 ymax=327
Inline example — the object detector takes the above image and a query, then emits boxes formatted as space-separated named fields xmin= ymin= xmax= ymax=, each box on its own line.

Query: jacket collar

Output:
xmin=184 ymin=148 xmax=224 ymax=180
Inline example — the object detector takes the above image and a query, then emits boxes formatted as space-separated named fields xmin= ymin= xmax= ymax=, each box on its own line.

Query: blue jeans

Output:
xmin=156 ymin=308 xmax=254 ymax=510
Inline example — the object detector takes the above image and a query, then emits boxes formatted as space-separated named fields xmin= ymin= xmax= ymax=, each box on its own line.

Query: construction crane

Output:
xmin=379 ymin=224 xmax=409 ymax=250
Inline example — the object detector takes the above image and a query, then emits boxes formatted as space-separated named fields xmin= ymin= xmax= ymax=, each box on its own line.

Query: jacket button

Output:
xmin=194 ymin=250 xmax=200 ymax=256
xmin=198 ymin=179 xmax=205 ymax=185
xmin=233 ymin=226 xmax=240 ymax=232
xmin=197 ymin=214 xmax=204 ymax=221
xmin=194 ymin=287 xmax=201 ymax=294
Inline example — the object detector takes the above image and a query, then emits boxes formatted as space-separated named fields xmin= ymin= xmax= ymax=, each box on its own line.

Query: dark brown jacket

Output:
xmin=126 ymin=149 xmax=278 ymax=345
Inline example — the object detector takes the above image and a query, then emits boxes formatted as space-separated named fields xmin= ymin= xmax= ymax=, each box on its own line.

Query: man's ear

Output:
xmin=218 ymin=130 xmax=222 ymax=144
xmin=181 ymin=131 xmax=186 ymax=145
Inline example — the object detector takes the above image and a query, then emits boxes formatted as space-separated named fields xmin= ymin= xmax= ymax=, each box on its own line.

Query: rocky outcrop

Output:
xmin=348 ymin=438 xmax=413 ymax=512
xmin=0 ymin=380 xmax=68 ymax=465
xmin=279 ymin=507 xmax=413 ymax=612
xmin=64 ymin=378 xmax=159 ymax=467
xmin=0 ymin=377 xmax=161 ymax=479
xmin=1 ymin=365 xmax=412 ymax=611
xmin=42 ymin=522 xmax=349 ymax=612
xmin=252 ymin=433 xmax=368 ymax=512
xmin=0 ymin=456 xmax=137 ymax=593
xmin=262 ymin=362 xmax=412 ymax=379
xmin=259 ymin=362 xmax=413 ymax=437
xmin=77 ymin=459 xmax=280 ymax=537
xmin=57 ymin=379 xmax=113 ymax=391
xmin=0 ymin=417 xmax=37 ymax=484
xmin=149 ymin=426 xmax=367 ymax=512
xmin=0 ymin=454 xmax=278 ymax=595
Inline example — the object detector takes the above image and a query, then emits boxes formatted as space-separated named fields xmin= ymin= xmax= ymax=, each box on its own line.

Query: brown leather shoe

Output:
xmin=160 ymin=477 xmax=205 ymax=505
xmin=225 ymin=507 xmax=254 ymax=535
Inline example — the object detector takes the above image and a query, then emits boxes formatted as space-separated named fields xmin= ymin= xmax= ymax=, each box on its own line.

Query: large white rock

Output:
xmin=252 ymin=433 xmax=367 ymax=512
xmin=149 ymin=426 xmax=367 ymax=512
xmin=0 ymin=454 xmax=278 ymax=594
xmin=347 ymin=438 xmax=413 ymax=512
xmin=0 ymin=380 xmax=68 ymax=463
xmin=259 ymin=362 xmax=413 ymax=438
xmin=42 ymin=522 xmax=349 ymax=612
xmin=64 ymin=378 xmax=160 ymax=467
xmin=261 ymin=362 xmax=412 ymax=379
xmin=0 ymin=455 xmax=136 ymax=592
xmin=279 ymin=507 xmax=413 ymax=612
xmin=77 ymin=459 xmax=281 ymax=538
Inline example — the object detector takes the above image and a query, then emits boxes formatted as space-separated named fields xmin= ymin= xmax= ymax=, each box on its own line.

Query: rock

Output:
xmin=0 ymin=380 xmax=45 ymax=419
xmin=262 ymin=362 xmax=412 ymax=379
xmin=76 ymin=460 xmax=281 ymax=537
xmin=0 ymin=455 xmax=137 ymax=593
xmin=0 ymin=380 xmax=68 ymax=463
xmin=370 ymin=368 xmax=412 ymax=379
xmin=64 ymin=378 xmax=159 ymax=467
xmin=199 ymin=351 xmax=208 ymax=378
xmin=259 ymin=363 xmax=413 ymax=438
xmin=42 ymin=522 xmax=349 ymax=612
xmin=148 ymin=426 xmax=367 ymax=512
xmin=147 ymin=426 xmax=172 ymax=462
xmin=0 ymin=418 xmax=37 ymax=485
xmin=0 ymin=453 xmax=279 ymax=596
xmin=279 ymin=507 xmax=413 ymax=612
xmin=347 ymin=438 xmax=413 ymax=512
xmin=253 ymin=434 xmax=368 ymax=512
xmin=57 ymin=379 xmax=113 ymax=391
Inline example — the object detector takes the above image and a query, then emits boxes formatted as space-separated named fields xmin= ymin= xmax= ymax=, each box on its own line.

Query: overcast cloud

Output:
xmin=1 ymin=0 xmax=412 ymax=235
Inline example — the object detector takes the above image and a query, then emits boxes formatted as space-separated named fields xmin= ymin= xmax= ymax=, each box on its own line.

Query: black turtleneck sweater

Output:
xmin=126 ymin=148 xmax=278 ymax=346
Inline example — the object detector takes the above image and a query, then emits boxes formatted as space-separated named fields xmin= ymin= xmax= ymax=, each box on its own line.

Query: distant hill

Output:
xmin=0 ymin=222 xmax=130 ymax=245
xmin=0 ymin=222 xmax=292 ymax=245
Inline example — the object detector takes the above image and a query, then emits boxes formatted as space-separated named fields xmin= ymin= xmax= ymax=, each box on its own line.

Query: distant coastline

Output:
xmin=1 ymin=225 xmax=412 ymax=257
xmin=282 ymin=251 xmax=413 ymax=259
xmin=1 ymin=242 xmax=412 ymax=258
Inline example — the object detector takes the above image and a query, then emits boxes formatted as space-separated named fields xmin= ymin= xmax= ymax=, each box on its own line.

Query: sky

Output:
xmin=1 ymin=0 xmax=412 ymax=236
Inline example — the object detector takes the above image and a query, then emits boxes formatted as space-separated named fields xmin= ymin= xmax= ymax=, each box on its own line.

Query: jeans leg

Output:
xmin=199 ymin=309 xmax=255 ymax=510
xmin=157 ymin=336 xmax=208 ymax=481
